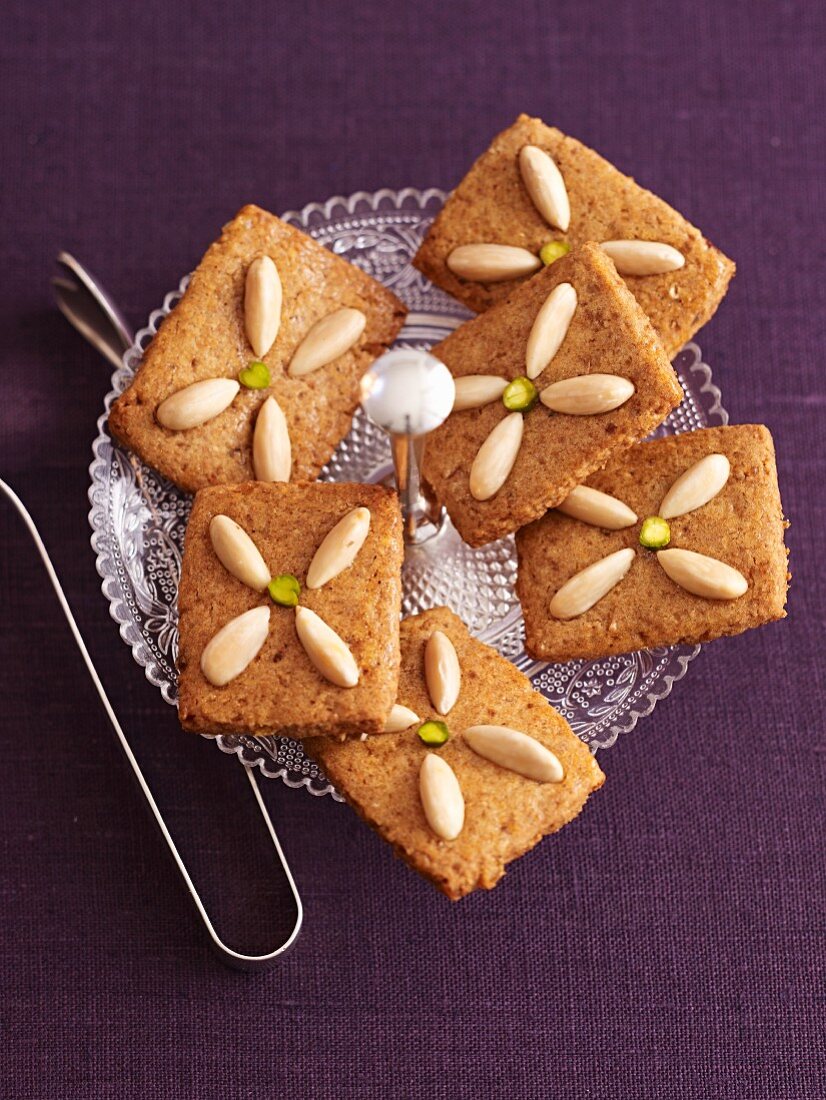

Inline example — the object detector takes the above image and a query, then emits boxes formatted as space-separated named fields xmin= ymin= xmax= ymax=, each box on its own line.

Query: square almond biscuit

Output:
xmin=109 ymin=204 xmax=407 ymax=493
xmin=177 ymin=481 xmax=403 ymax=739
xmin=516 ymin=425 xmax=789 ymax=662
xmin=420 ymin=243 xmax=683 ymax=547
xmin=305 ymin=607 xmax=605 ymax=900
xmin=414 ymin=114 xmax=735 ymax=359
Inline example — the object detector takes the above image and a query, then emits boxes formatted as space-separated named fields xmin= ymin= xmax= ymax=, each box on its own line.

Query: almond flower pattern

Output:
xmin=155 ymin=255 xmax=367 ymax=482
xmin=453 ymin=279 xmax=636 ymax=502
xmin=385 ymin=630 xmax=566 ymax=842
xmin=199 ymin=506 xmax=372 ymax=690
xmin=548 ymin=453 xmax=748 ymax=620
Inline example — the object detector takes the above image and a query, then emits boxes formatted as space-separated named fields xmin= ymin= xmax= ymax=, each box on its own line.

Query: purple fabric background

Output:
xmin=1 ymin=2 xmax=823 ymax=1097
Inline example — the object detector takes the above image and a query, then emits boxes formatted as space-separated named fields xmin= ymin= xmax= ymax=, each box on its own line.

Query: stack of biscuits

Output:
xmin=109 ymin=116 xmax=789 ymax=899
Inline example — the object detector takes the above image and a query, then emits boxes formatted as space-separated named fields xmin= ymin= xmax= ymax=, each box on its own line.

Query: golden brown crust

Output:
xmin=516 ymin=425 xmax=789 ymax=660
xmin=109 ymin=205 xmax=407 ymax=493
xmin=305 ymin=607 xmax=604 ymax=900
xmin=414 ymin=114 xmax=735 ymax=358
xmin=420 ymin=243 xmax=683 ymax=546
xmin=177 ymin=481 xmax=403 ymax=738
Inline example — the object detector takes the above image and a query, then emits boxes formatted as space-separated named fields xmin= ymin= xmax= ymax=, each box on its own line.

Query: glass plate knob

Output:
xmin=360 ymin=349 xmax=455 ymax=543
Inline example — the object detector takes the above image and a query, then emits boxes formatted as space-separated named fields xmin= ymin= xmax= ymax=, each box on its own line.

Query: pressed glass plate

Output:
xmin=88 ymin=188 xmax=728 ymax=801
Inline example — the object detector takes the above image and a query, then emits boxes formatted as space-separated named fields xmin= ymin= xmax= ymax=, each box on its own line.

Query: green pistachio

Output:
xmin=239 ymin=360 xmax=271 ymax=389
xmin=417 ymin=720 xmax=450 ymax=747
xmin=267 ymin=573 xmax=301 ymax=607
xmin=639 ymin=516 xmax=671 ymax=550
xmin=539 ymin=240 xmax=571 ymax=266
xmin=502 ymin=376 xmax=539 ymax=413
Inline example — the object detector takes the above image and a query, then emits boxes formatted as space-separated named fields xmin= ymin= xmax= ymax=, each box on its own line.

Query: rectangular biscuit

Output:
xmin=420 ymin=243 xmax=683 ymax=546
xmin=177 ymin=481 xmax=403 ymax=738
xmin=305 ymin=607 xmax=605 ymax=900
xmin=516 ymin=425 xmax=789 ymax=661
xmin=414 ymin=114 xmax=734 ymax=359
xmin=109 ymin=204 xmax=407 ymax=493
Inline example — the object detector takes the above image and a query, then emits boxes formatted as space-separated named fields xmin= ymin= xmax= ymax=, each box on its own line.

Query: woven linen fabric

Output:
xmin=0 ymin=1 xmax=823 ymax=1097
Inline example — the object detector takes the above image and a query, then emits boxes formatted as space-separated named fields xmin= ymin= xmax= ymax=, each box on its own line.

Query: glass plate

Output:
xmin=88 ymin=188 xmax=728 ymax=801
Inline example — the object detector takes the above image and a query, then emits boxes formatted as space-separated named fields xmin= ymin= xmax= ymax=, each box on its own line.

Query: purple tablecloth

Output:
xmin=1 ymin=2 xmax=823 ymax=1096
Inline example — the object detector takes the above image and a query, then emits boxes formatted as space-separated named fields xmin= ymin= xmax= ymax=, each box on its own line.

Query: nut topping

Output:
xmin=200 ymin=606 xmax=271 ymax=687
xmin=556 ymin=486 xmax=638 ymax=529
xmin=209 ymin=515 xmax=270 ymax=592
xmin=419 ymin=753 xmax=465 ymax=841
xmin=289 ymin=307 xmax=367 ymax=378
xmin=540 ymin=373 xmax=634 ymax=415
xmin=657 ymin=548 xmax=748 ymax=600
xmin=549 ymin=547 xmax=636 ymax=620
xmin=384 ymin=704 xmax=421 ymax=733
xmin=306 ymin=506 xmax=371 ymax=590
xmin=424 ymin=630 xmax=461 ymax=716
xmin=452 ymin=375 xmax=508 ymax=412
xmin=469 ymin=412 xmax=524 ymax=501
xmin=600 ymin=240 xmax=685 ymax=276
xmin=294 ymin=606 xmax=360 ymax=688
xmin=463 ymin=725 xmax=564 ymax=782
xmin=156 ymin=378 xmax=239 ymax=431
xmin=252 ymin=395 xmax=291 ymax=482
xmin=446 ymin=244 xmax=542 ymax=283
xmin=659 ymin=454 xmax=731 ymax=519
xmin=244 ymin=255 xmax=282 ymax=358
xmin=525 ymin=281 xmax=577 ymax=380
xmin=518 ymin=145 xmax=571 ymax=231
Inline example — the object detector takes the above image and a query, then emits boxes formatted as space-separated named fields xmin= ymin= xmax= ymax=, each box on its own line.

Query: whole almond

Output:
xmin=306 ymin=506 xmax=371 ymax=590
xmin=463 ymin=725 xmax=564 ymax=783
xmin=659 ymin=454 xmax=731 ymax=519
xmin=556 ymin=485 xmax=638 ymax=529
xmin=540 ymin=373 xmax=635 ymax=415
xmin=446 ymin=244 xmax=542 ymax=283
xmin=384 ymin=703 xmax=421 ymax=733
xmin=518 ymin=145 xmax=570 ymax=231
xmin=424 ymin=630 xmax=461 ymax=716
xmin=252 ymin=395 xmax=291 ymax=482
xmin=525 ymin=282 xmax=577 ymax=380
xmin=288 ymin=308 xmax=367 ymax=378
xmin=156 ymin=378 xmax=239 ymax=431
xmin=294 ymin=606 xmax=359 ymax=687
xmin=469 ymin=411 xmax=524 ymax=501
xmin=550 ymin=547 xmax=635 ymax=620
xmin=209 ymin=515 xmax=271 ymax=592
xmin=419 ymin=753 xmax=465 ymax=841
xmin=600 ymin=240 xmax=685 ymax=276
xmin=452 ymin=375 xmax=508 ymax=412
xmin=244 ymin=254 xmax=282 ymax=358
xmin=200 ymin=605 xmax=271 ymax=687
xmin=657 ymin=548 xmax=748 ymax=600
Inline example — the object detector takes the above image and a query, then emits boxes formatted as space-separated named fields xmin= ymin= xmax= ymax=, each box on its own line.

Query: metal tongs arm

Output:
xmin=1 ymin=478 xmax=302 ymax=969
